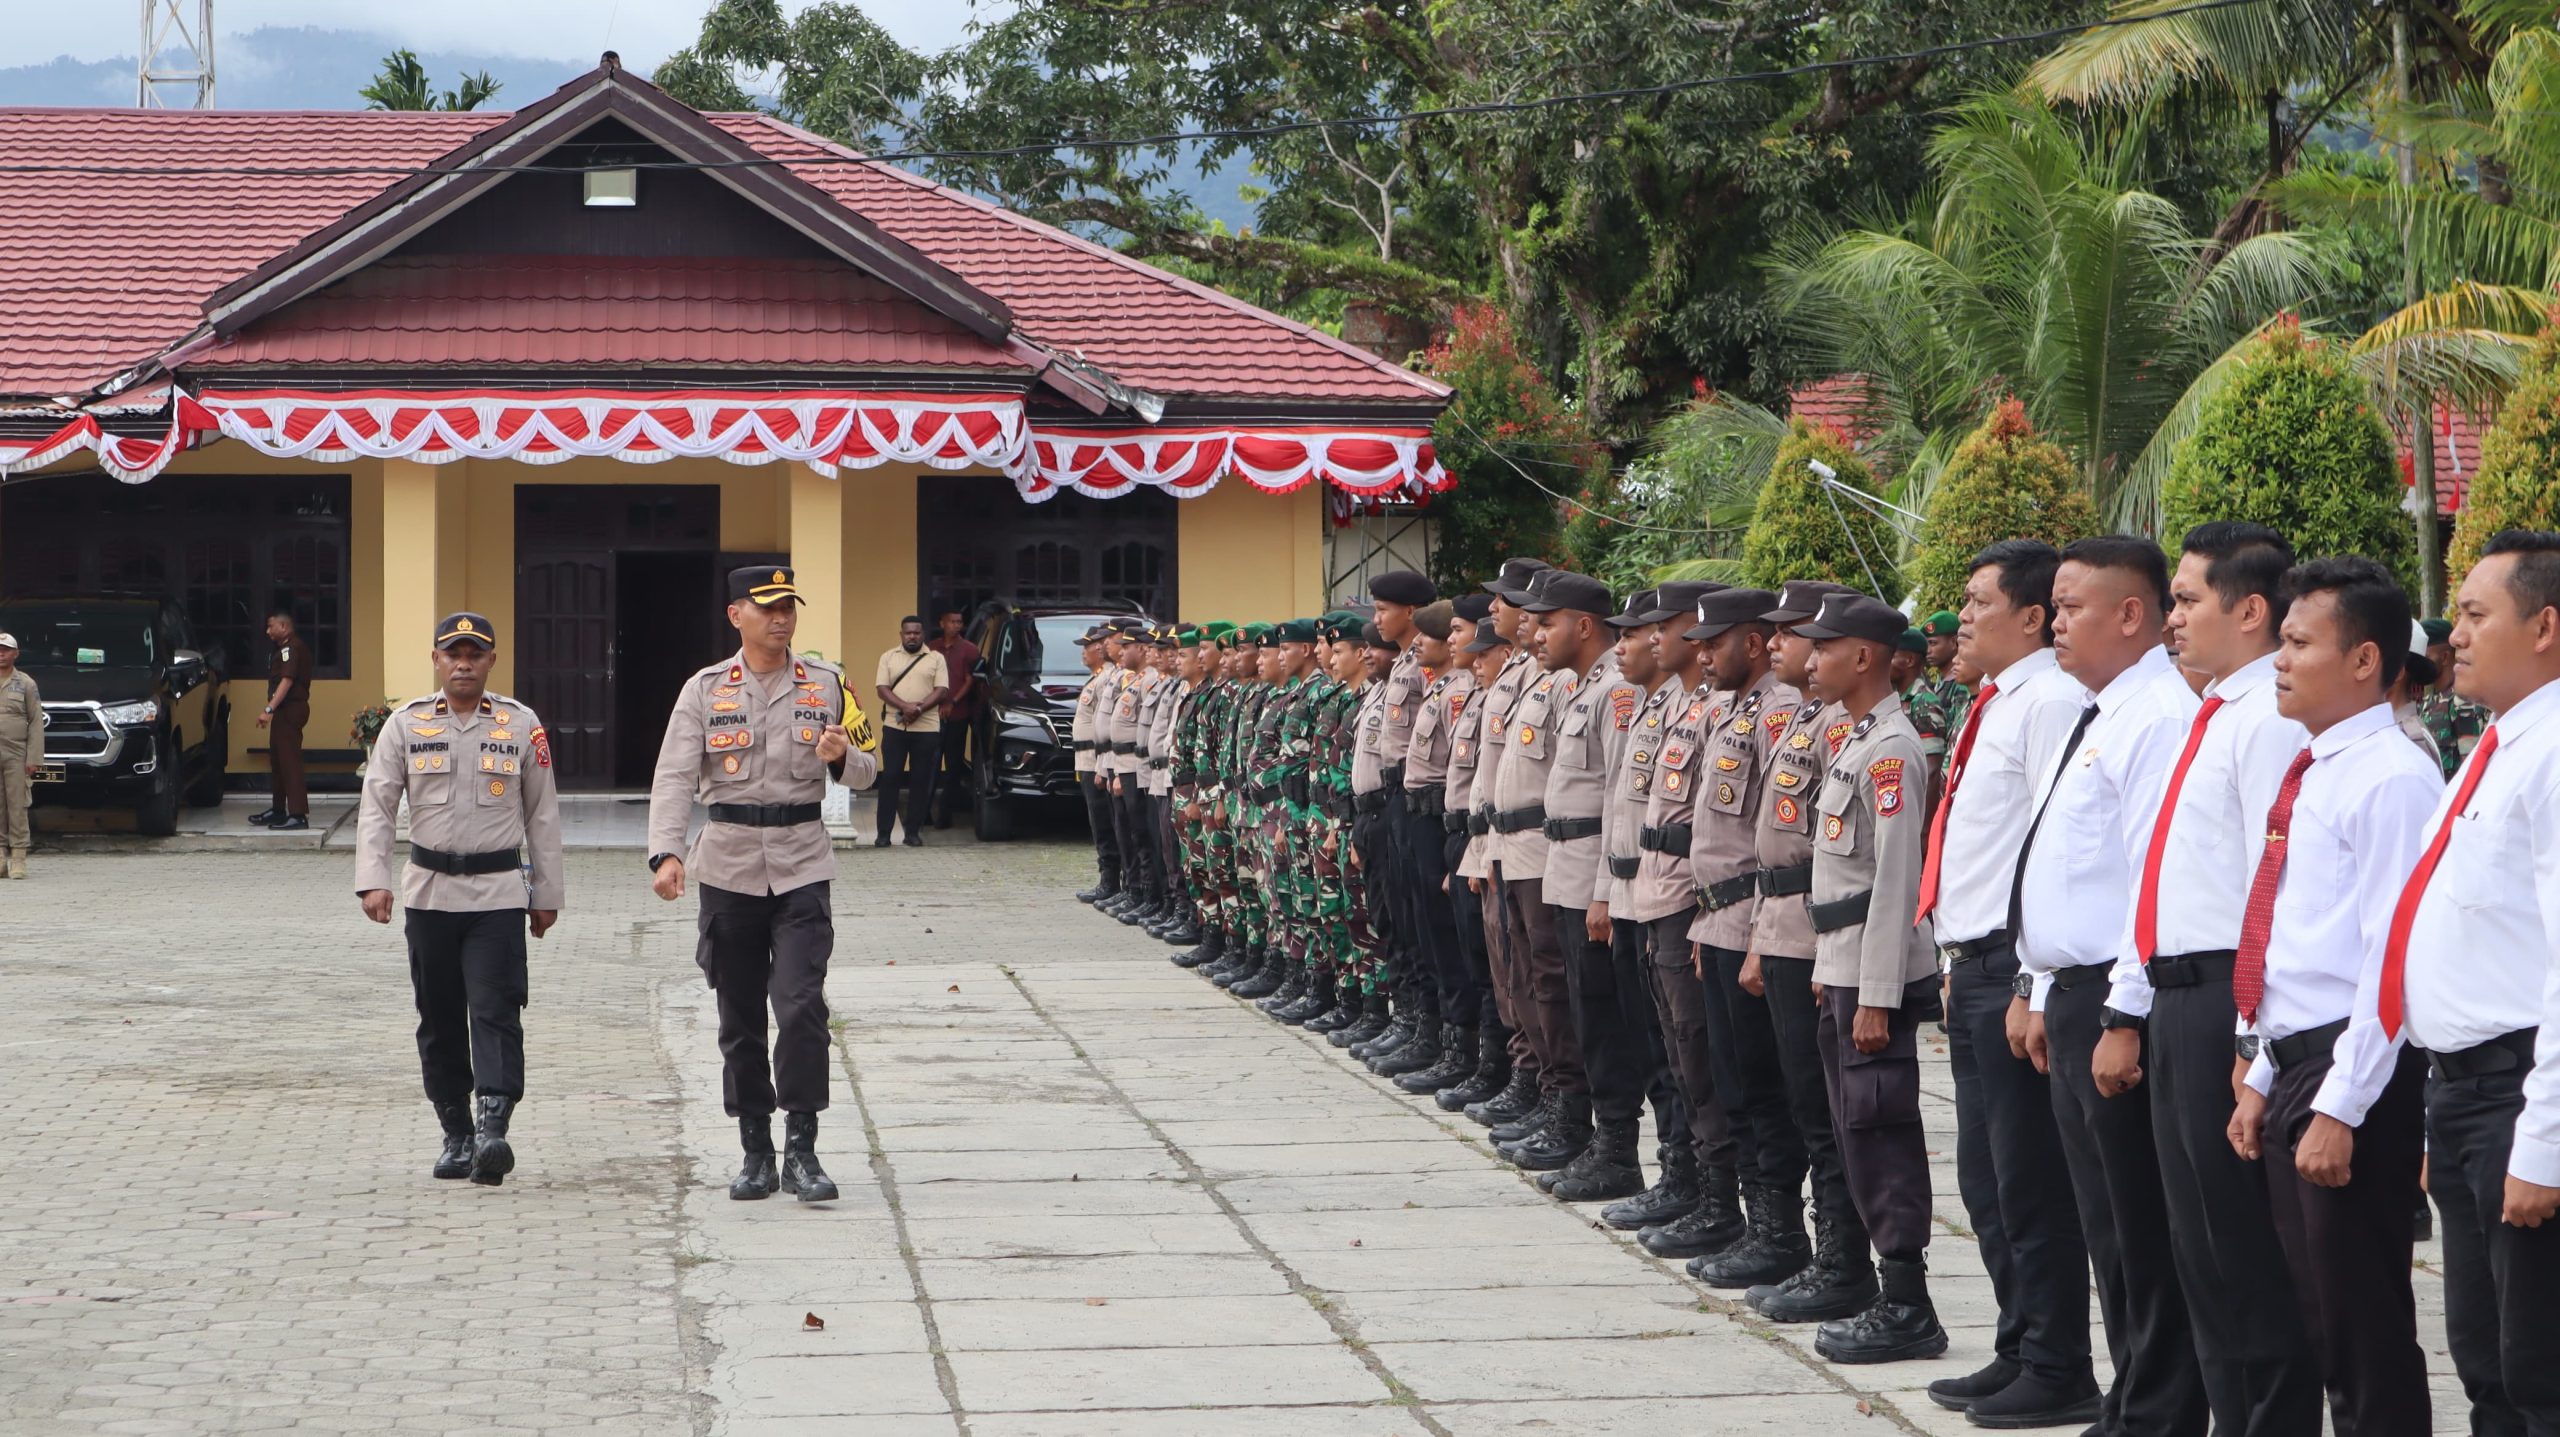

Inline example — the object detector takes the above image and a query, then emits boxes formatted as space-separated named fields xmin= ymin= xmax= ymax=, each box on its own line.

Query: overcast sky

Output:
xmin=9 ymin=0 xmax=991 ymax=69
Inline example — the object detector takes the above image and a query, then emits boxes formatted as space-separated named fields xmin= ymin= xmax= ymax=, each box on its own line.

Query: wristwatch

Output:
xmin=2009 ymin=973 xmax=2034 ymax=1000
xmin=648 ymin=853 xmax=676 ymax=873
xmin=2235 ymin=1034 xmax=2263 ymax=1062
xmin=2099 ymin=1006 xmax=2146 ymax=1033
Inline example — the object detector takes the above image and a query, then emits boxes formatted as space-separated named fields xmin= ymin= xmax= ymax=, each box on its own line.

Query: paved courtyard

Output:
xmin=1 ymin=835 xmax=2475 ymax=1435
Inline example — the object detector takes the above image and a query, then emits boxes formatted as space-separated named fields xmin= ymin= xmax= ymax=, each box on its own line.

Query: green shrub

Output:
xmin=1907 ymin=399 xmax=2098 ymax=613
xmin=1742 ymin=419 xmax=1901 ymax=600
xmin=1422 ymin=304 xmax=1589 ymax=590
xmin=2451 ymin=328 xmax=2560 ymax=580
xmin=2160 ymin=327 xmax=2411 ymax=585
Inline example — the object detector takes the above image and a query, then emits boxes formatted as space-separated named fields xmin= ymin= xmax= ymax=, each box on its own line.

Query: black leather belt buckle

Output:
xmin=1757 ymin=864 xmax=1811 ymax=897
xmin=1607 ymin=856 xmax=1638 ymax=880
xmin=1354 ymin=792 xmax=1389 ymax=816
xmin=1493 ymin=806 xmax=1546 ymax=835
xmin=708 ymin=802 xmax=822 ymax=828
xmin=1808 ymin=890 xmax=1871 ymax=934
xmin=1468 ymin=811 xmax=1491 ymax=836
xmin=1541 ymin=816 xmax=1602 ymax=842
xmin=2144 ymin=949 xmax=2236 ymax=991
xmin=1941 ymin=931 xmax=2014 ymax=967
xmin=2048 ymin=962 xmax=2112 ymax=993
xmin=408 ymin=844 xmax=521 ymax=876
xmin=1444 ymin=812 xmax=1470 ymax=835
xmin=1700 ymin=872 xmax=1757 ymax=912
xmin=2266 ymin=1017 xmax=2347 ymax=1073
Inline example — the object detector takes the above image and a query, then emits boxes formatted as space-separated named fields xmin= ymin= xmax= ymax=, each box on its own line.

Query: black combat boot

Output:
xmin=468 ymin=1094 xmax=516 ymax=1187
xmin=1466 ymin=1067 xmax=1539 ymax=1127
xmin=779 ymin=1112 xmax=839 ymax=1202
xmin=1546 ymin=1120 xmax=1644 ymax=1202
xmin=1639 ymin=1164 xmax=1744 ymax=1256
xmin=1398 ymin=1024 xmax=1475 ymax=1093
xmin=730 ymin=1115 xmax=780 ymax=1201
xmin=1438 ymin=1027 xmax=1512 ymax=1110
xmin=1256 ymin=967 xmax=1308 ymax=1014
xmin=1160 ymin=910 xmax=1201 ymax=946
xmin=1172 ymin=926 xmax=1223 ymax=969
xmin=1815 ymin=1257 xmax=1948 ymax=1364
xmin=1231 ymin=949 xmax=1289 ymax=999
xmin=1208 ymin=942 xmax=1260 ymax=987
xmin=1303 ymin=983 xmax=1359 ymax=1033
xmin=1693 ymin=1183 xmax=1812 ymax=1288
xmin=1353 ymin=1005 xmax=1418 ymax=1062
xmin=1487 ymin=1087 xmax=1558 ymax=1144
xmin=1502 ymin=1092 xmax=1592 ymax=1172
xmin=1372 ymin=1019 xmax=1444 ymax=1078
xmin=1118 ymin=894 xmax=1159 ymax=927
xmin=430 ymin=1099 xmax=474 ymax=1180
xmin=1957 ymin=1367 xmax=2102 ymax=1428
xmin=1277 ymin=977 xmax=1334 ymax=1027
xmin=1746 ymin=1206 xmax=1875 ymax=1322
xmin=1333 ymin=991 xmax=1392 ymax=1047
xmin=1076 ymin=872 xmax=1120 ymax=904
xmin=1602 ymin=1143 xmax=1699 ymax=1230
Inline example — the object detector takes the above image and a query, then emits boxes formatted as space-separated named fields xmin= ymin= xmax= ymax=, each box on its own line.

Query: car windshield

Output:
xmin=0 ymin=605 xmax=155 ymax=668
xmin=998 ymin=614 xmax=1112 ymax=681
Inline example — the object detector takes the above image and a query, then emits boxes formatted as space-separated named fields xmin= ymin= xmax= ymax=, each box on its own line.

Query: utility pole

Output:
xmin=138 ymin=0 xmax=215 ymax=109
xmin=2397 ymin=3 xmax=2443 ymax=615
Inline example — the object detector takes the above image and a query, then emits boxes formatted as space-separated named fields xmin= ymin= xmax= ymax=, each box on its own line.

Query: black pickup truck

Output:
xmin=2 ymin=595 xmax=230 ymax=835
xmin=961 ymin=600 xmax=1148 ymax=840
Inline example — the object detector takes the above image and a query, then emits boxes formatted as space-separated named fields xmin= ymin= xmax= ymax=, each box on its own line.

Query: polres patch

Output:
xmin=1871 ymin=756 xmax=1906 ymax=817
xmin=529 ymin=726 xmax=551 ymax=769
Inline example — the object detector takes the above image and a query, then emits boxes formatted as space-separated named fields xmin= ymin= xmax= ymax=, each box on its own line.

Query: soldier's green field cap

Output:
xmin=1176 ymin=625 xmax=1208 ymax=648
xmin=434 ymin=612 xmax=497 ymax=650
xmin=1899 ymin=627 xmax=1929 ymax=654
xmin=1922 ymin=610 xmax=1960 ymax=637
xmin=1273 ymin=618 xmax=1320 ymax=645
xmin=1319 ymin=614 xmax=1361 ymax=644
xmin=2422 ymin=617 xmax=2454 ymax=645
xmin=1240 ymin=622 xmax=1274 ymax=645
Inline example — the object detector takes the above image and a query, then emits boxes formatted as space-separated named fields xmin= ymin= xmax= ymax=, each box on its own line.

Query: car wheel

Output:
xmin=183 ymin=718 xmax=228 ymax=808
xmin=137 ymin=750 xmax=181 ymax=837
xmin=971 ymin=752 xmax=1014 ymax=842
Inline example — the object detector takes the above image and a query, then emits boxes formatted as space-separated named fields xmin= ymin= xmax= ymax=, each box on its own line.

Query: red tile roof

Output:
xmin=1786 ymin=375 xmax=1881 ymax=446
xmin=2395 ymin=403 xmax=2488 ymax=518
xmin=0 ymin=106 xmax=1443 ymax=409
xmin=191 ymin=254 xmax=1024 ymax=371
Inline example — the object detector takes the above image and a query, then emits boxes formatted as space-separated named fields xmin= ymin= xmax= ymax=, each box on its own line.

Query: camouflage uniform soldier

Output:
xmin=1170 ymin=623 xmax=1235 ymax=968
xmin=1201 ymin=627 xmax=1268 ymax=981
xmin=1231 ymin=621 xmax=1314 ymax=1000
xmin=2415 ymin=620 xmax=2489 ymax=779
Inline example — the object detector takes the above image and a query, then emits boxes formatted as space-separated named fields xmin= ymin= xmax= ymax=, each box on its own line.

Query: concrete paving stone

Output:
xmin=967 ymin=1405 xmax=1425 ymax=1437
xmin=1248 ymin=1205 xmax=1601 ymax=1252
xmin=682 ymin=1214 xmax=903 ymax=1260
xmin=714 ymin=1416 xmax=958 ymax=1437
xmin=1148 ymin=1115 xmax=1466 ymax=1148
xmin=1278 ymin=1242 xmax=1668 ymax=1293
xmin=887 ymin=1149 xmax=1184 ymax=1185
xmin=947 ymin=1342 xmax=1384 ymax=1411
xmin=711 ymin=1352 xmax=951 ymax=1416
xmin=1215 ymin=1171 xmax=1549 ymax=1214
xmin=1184 ymin=1142 xmax=1496 ymax=1179
xmin=899 ymin=1212 xmax=1258 ymax=1260
xmin=700 ymin=1299 xmax=934 ymax=1358
xmin=932 ymin=1293 xmax=1342 ymax=1351
xmin=682 ymin=1258 xmax=920 ymax=1306
xmin=1427 ymin=1394 xmax=1880 ymax=1435
xmin=867 ymin=1120 xmax=1164 ymax=1153
xmin=1331 ymin=1284 xmax=1725 ymax=1343
xmin=911 ymin=1253 xmax=1296 ymax=1301
xmin=1368 ymin=1335 xmax=1833 ymax=1403
xmin=888 ymin=1177 xmax=1219 ymax=1219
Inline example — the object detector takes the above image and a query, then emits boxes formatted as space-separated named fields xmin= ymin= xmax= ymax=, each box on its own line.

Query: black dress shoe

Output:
xmin=1961 ymin=1370 xmax=2101 ymax=1429
xmin=1926 ymin=1357 xmax=2022 ymax=1413
xmin=874 ymin=834 xmax=893 ymax=848
xmin=245 ymin=808 xmax=281 ymax=827
xmin=903 ymin=834 xmax=924 ymax=847
xmin=271 ymin=815 xmax=309 ymax=831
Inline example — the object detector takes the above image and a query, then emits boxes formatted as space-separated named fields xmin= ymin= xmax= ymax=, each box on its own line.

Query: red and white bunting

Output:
xmin=0 ymin=388 xmax=1446 ymax=501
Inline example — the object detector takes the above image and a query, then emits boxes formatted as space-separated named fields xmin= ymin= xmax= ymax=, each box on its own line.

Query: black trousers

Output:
xmin=1947 ymin=953 xmax=2092 ymax=1385
xmin=1445 ymin=833 xmax=1498 ymax=1033
xmin=2265 ymin=1044 xmax=2431 ymax=1437
xmin=2045 ymin=976 xmax=2208 ymax=1437
xmin=1554 ymin=903 xmax=1666 ymax=1132
xmin=696 ymin=881 xmax=833 ymax=1117
xmin=268 ymin=700 xmax=310 ymax=817
xmin=1111 ymin=778 xmax=1159 ymax=905
xmin=875 ymin=727 xmax=940 ymax=841
xmin=2148 ymin=960 xmax=2318 ymax=1432
xmin=1613 ymin=915 xmax=1682 ymax=1141
xmin=1705 ymin=942 xmax=1806 ymax=1191
xmin=1764 ymin=955 xmax=1865 ymax=1241
xmin=1816 ymin=980 xmax=1935 ymax=1262
xmin=1080 ymin=771 xmax=1120 ymax=884
xmin=1482 ymin=865 xmax=1536 ymax=1077
xmin=2428 ymin=1049 xmax=2560 ymax=1437
xmin=1643 ymin=916 xmax=1733 ymax=1167
xmin=934 ymin=718 xmax=971 ymax=819
xmin=1399 ymin=807 xmax=1472 ymax=1022
xmin=405 ymin=907 xmax=527 ymax=1104
xmin=1502 ymin=876 xmax=1581 ymax=1096
xmin=1151 ymin=793 xmax=1181 ymax=913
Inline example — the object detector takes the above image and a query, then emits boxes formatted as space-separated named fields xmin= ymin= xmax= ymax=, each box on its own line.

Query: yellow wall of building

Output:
xmin=1177 ymin=480 xmax=1325 ymax=622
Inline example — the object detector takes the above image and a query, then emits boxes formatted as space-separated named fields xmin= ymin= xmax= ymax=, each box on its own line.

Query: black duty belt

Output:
xmin=1409 ymin=789 xmax=1446 ymax=817
xmin=1492 ymin=805 xmax=1547 ymax=835
xmin=2048 ymin=961 xmax=2113 ymax=993
xmin=1248 ymin=783 xmax=1282 ymax=804
xmin=1542 ymin=815 xmax=1603 ymax=842
xmin=408 ymin=844 xmax=521 ymax=877
xmin=1468 ymin=809 xmax=1492 ymax=836
xmin=1607 ymin=856 xmax=1639 ymax=880
xmin=2427 ymin=1027 xmax=2539 ymax=1081
xmin=1756 ymin=863 xmax=1812 ymax=898
xmin=708 ymin=802 xmax=823 ymax=828
xmin=1069 ymin=738 xmax=1094 ymax=752
xmin=1699 ymin=872 xmax=1758 ymax=912
xmin=1638 ymin=823 xmax=1693 ymax=854
xmin=2266 ymin=1018 xmax=2348 ymax=1073
xmin=1354 ymin=791 xmax=1391 ymax=816
xmin=1381 ymin=764 xmax=1406 ymax=790
xmin=1939 ymin=931 xmax=2013 ymax=967
xmin=1808 ymin=890 xmax=1870 ymax=934
xmin=1146 ymin=756 xmax=1169 ymax=770
xmin=1445 ymin=812 xmax=1473 ymax=835
xmin=1112 ymin=740 xmax=1138 ymax=755
xmin=2145 ymin=949 xmax=2236 ymax=991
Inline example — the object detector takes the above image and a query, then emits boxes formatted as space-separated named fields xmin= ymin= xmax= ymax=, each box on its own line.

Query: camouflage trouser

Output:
xmin=1237 ymin=796 xmax=1276 ymax=951
xmin=1201 ymin=788 xmax=1239 ymax=936
xmin=1344 ymin=852 xmax=1385 ymax=994
xmin=1263 ymin=807 xmax=1301 ymax=967
xmin=1172 ymin=784 xmax=1209 ymax=909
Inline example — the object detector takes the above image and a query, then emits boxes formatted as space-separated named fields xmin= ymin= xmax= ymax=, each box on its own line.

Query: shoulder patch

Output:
xmin=1825 ymin=720 xmax=1854 ymax=755
xmin=1763 ymin=709 xmax=1791 ymax=740
xmin=1870 ymin=756 xmax=1906 ymax=817
xmin=530 ymin=726 xmax=552 ymax=769
xmin=1611 ymin=687 xmax=1638 ymax=730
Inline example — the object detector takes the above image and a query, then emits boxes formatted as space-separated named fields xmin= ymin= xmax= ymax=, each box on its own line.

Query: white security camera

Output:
xmin=1806 ymin=459 xmax=1837 ymax=481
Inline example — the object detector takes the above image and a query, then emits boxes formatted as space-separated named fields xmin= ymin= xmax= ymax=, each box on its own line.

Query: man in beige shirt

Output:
xmin=873 ymin=616 xmax=950 ymax=848
xmin=353 ymin=612 xmax=565 ymax=1187
xmin=1071 ymin=627 xmax=1124 ymax=904
xmin=650 ymin=566 xmax=878 ymax=1203
xmin=0 ymin=631 xmax=37 ymax=878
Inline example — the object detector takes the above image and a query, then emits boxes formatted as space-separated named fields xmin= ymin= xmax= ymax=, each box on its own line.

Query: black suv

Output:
xmin=3 ymin=596 xmax=230 ymax=835
xmin=961 ymin=600 xmax=1149 ymax=840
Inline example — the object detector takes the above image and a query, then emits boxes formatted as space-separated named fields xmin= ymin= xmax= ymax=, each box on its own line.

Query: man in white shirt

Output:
xmin=2221 ymin=556 xmax=2439 ymax=1437
xmin=2092 ymin=522 xmax=2321 ymax=1436
xmin=2385 ymin=529 xmax=2560 ymax=1435
xmin=1916 ymin=540 xmax=2101 ymax=1426
xmin=2014 ymin=536 xmax=2208 ymax=1437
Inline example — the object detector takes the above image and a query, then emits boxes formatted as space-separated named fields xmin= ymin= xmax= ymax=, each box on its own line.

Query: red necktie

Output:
xmin=2232 ymin=746 xmax=2316 ymax=1024
xmin=2134 ymin=696 xmax=2226 ymax=962
xmin=2379 ymin=726 xmax=2501 ymax=1039
xmin=1914 ymin=681 xmax=1998 ymax=922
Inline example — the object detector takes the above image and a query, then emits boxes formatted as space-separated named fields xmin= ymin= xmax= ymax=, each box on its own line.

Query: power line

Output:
xmin=0 ymin=0 xmax=2273 ymax=180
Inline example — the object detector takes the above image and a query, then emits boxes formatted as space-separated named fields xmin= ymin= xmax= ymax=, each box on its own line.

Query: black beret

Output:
xmin=1367 ymin=569 xmax=1437 ymax=606
xmin=1451 ymin=592 xmax=1494 ymax=623
xmin=1413 ymin=600 xmax=1454 ymax=641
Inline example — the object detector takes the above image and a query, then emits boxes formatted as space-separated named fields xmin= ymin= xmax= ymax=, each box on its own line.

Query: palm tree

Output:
xmin=1770 ymin=92 xmax=2336 ymax=531
xmin=359 ymin=50 xmax=502 ymax=112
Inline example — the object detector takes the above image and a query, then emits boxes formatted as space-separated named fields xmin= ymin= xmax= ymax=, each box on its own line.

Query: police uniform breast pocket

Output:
xmin=1769 ymin=760 xmax=1815 ymax=834
xmin=787 ymin=704 xmax=831 ymax=777
xmin=405 ymin=737 xmax=454 ymax=804
xmin=1815 ymin=781 xmax=1859 ymax=856
xmin=1656 ymin=736 xmax=1698 ymax=798
xmin=705 ymin=725 xmax=757 ymax=783
xmin=1556 ymin=703 xmax=1597 ymax=769
xmin=1513 ymin=695 xmax=1553 ymax=759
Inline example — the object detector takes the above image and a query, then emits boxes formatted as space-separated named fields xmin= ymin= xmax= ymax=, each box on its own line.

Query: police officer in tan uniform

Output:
xmin=648 ymin=566 xmax=878 ymax=1203
xmin=1460 ymin=558 xmax=1552 ymax=1129
xmin=354 ymin=613 xmax=565 ymax=1186
xmin=1796 ymin=589 xmax=1948 ymax=1364
xmin=0 ymin=631 xmax=38 ymax=879
xmin=1070 ymin=627 xmax=1122 ymax=903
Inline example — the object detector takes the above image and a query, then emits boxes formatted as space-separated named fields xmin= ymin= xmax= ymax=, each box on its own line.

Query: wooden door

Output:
xmin=514 ymin=554 xmax=614 ymax=787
